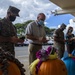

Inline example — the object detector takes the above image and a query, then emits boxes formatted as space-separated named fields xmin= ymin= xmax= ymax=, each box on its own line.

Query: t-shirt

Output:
xmin=25 ymin=21 xmax=46 ymax=44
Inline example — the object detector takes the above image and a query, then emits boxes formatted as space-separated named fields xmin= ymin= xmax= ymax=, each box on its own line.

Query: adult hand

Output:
xmin=10 ymin=36 xmax=24 ymax=43
xmin=38 ymin=37 xmax=48 ymax=43
xmin=70 ymin=37 xmax=75 ymax=41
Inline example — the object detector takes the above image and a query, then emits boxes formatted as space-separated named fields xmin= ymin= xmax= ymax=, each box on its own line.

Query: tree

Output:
xmin=44 ymin=26 xmax=55 ymax=36
xmin=15 ymin=20 xmax=34 ymax=35
xmin=14 ymin=20 xmax=55 ymax=37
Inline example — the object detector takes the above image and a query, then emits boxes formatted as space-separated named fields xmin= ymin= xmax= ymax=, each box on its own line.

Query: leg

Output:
xmin=28 ymin=44 xmax=42 ymax=65
xmin=57 ymin=45 xmax=65 ymax=59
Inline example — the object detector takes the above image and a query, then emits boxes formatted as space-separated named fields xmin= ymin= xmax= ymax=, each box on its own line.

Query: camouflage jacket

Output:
xmin=0 ymin=18 xmax=17 ymax=55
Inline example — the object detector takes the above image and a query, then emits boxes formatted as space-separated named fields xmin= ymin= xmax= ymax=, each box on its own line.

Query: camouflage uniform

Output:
xmin=0 ymin=18 xmax=17 ymax=56
xmin=0 ymin=6 xmax=20 ymax=56
xmin=53 ymin=28 xmax=65 ymax=58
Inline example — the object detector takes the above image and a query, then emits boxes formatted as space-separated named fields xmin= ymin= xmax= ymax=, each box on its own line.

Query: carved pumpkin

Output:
xmin=0 ymin=61 xmax=21 ymax=75
xmin=38 ymin=59 xmax=67 ymax=75
xmin=62 ymin=50 xmax=75 ymax=75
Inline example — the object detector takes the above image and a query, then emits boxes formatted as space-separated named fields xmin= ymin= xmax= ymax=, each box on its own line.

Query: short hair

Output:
xmin=68 ymin=26 xmax=73 ymax=30
xmin=37 ymin=13 xmax=46 ymax=18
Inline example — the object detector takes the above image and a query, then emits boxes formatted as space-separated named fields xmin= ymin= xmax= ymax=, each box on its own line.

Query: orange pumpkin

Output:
xmin=38 ymin=59 xmax=67 ymax=75
xmin=0 ymin=48 xmax=25 ymax=75
xmin=0 ymin=61 xmax=21 ymax=75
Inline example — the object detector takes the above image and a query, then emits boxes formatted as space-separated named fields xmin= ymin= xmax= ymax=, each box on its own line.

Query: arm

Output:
xmin=0 ymin=36 xmax=24 ymax=43
xmin=25 ymin=23 xmax=48 ymax=43
xmin=53 ymin=30 xmax=65 ymax=44
xmin=26 ymin=34 xmax=48 ymax=43
xmin=0 ymin=20 xmax=24 ymax=43
xmin=0 ymin=36 xmax=10 ymax=42
xmin=26 ymin=34 xmax=38 ymax=41
xmin=54 ymin=36 xmax=65 ymax=43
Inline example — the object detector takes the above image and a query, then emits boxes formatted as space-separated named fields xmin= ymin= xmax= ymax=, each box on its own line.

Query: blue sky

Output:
xmin=0 ymin=0 xmax=75 ymax=29
xmin=46 ymin=14 xmax=74 ymax=28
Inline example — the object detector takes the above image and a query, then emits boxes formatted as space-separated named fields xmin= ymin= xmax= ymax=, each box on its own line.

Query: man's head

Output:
xmin=7 ymin=6 xmax=20 ymax=22
xmin=37 ymin=13 xmax=46 ymax=25
xmin=60 ymin=23 xmax=66 ymax=31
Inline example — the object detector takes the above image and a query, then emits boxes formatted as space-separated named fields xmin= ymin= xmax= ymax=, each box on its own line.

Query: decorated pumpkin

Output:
xmin=0 ymin=48 xmax=26 ymax=75
xmin=38 ymin=59 xmax=67 ymax=75
xmin=62 ymin=50 xmax=75 ymax=75
xmin=29 ymin=46 xmax=68 ymax=75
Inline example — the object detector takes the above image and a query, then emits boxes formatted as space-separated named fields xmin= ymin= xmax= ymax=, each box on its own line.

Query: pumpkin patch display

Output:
xmin=29 ymin=46 xmax=68 ymax=75
xmin=62 ymin=50 xmax=75 ymax=75
xmin=0 ymin=48 xmax=26 ymax=75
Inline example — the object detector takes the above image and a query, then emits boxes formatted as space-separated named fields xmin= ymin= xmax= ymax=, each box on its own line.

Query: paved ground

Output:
xmin=15 ymin=46 xmax=29 ymax=75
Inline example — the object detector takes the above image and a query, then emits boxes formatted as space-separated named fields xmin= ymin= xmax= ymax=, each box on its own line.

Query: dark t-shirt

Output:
xmin=66 ymin=34 xmax=74 ymax=44
xmin=66 ymin=33 xmax=75 ymax=53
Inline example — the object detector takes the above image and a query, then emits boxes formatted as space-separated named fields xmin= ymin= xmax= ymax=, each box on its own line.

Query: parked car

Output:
xmin=15 ymin=42 xmax=24 ymax=47
xmin=15 ymin=39 xmax=29 ymax=47
xmin=15 ymin=39 xmax=54 ymax=46
xmin=47 ymin=40 xmax=54 ymax=45
xmin=43 ymin=40 xmax=54 ymax=45
xmin=23 ymin=40 xmax=29 ymax=46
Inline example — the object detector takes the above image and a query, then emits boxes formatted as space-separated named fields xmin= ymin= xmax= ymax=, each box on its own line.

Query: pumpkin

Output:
xmin=0 ymin=61 xmax=21 ymax=75
xmin=62 ymin=50 xmax=75 ymax=75
xmin=0 ymin=48 xmax=26 ymax=75
xmin=38 ymin=59 xmax=67 ymax=75
xmin=29 ymin=46 xmax=68 ymax=75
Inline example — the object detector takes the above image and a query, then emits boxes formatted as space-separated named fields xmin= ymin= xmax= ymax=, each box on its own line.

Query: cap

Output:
xmin=7 ymin=6 xmax=20 ymax=17
xmin=61 ymin=23 xmax=66 ymax=27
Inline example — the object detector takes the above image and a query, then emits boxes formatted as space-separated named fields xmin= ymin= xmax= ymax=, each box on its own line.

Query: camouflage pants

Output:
xmin=54 ymin=43 xmax=65 ymax=58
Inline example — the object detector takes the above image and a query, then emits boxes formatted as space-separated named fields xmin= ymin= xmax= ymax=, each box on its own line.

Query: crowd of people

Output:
xmin=0 ymin=5 xmax=75 ymax=75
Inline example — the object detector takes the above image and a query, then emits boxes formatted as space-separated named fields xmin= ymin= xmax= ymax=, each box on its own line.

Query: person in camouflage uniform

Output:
xmin=53 ymin=23 xmax=66 ymax=58
xmin=0 ymin=6 xmax=24 ymax=57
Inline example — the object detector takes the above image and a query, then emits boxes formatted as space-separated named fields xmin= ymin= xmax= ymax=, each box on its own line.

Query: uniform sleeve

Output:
xmin=13 ymin=25 xmax=17 ymax=37
xmin=25 ymin=23 xmax=33 ymax=35
xmin=53 ymin=30 xmax=58 ymax=37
